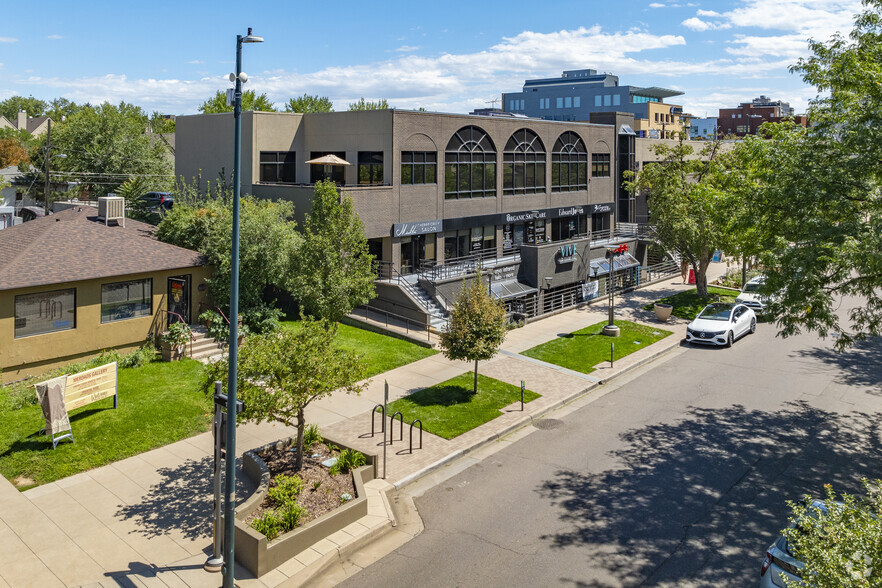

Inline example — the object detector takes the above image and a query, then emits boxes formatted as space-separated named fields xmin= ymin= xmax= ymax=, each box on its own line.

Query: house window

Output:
xmin=574 ymin=96 xmax=581 ymax=108
xmin=358 ymin=151 xmax=384 ymax=185
xmin=503 ymin=129 xmax=546 ymax=196
xmin=101 ymin=279 xmax=152 ymax=323
xmin=556 ymin=97 xmax=563 ymax=108
xmin=551 ymin=131 xmax=588 ymax=192
xmin=613 ymin=94 xmax=620 ymax=106
xmin=14 ymin=288 xmax=76 ymax=338
xmin=604 ymin=95 xmax=611 ymax=106
xmin=310 ymin=151 xmax=346 ymax=184
xmin=595 ymin=95 xmax=602 ymax=107
xmin=444 ymin=126 xmax=496 ymax=199
xmin=259 ymin=151 xmax=296 ymax=183
xmin=401 ymin=151 xmax=437 ymax=184
xmin=565 ymin=97 xmax=572 ymax=108
xmin=592 ymin=153 xmax=611 ymax=177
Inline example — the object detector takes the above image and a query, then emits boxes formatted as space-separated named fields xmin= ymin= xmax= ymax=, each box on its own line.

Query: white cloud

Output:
xmin=649 ymin=2 xmax=665 ymax=7
xmin=723 ymin=0 xmax=861 ymax=38
xmin=395 ymin=45 xmax=420 ymax=52
xmin=47 ymin=34 xmax=62 ymax=40
xmin=0 ymin=37 xmax=18 ymax=43
xmin=727 ymin=34 xmax=809 ymax=59
xmin=682 ymin=17 xmax=712 ymax=31
xmin=188 ymin=60 xmax=204 ymax=65
xmin=696 ymin=9 xmax=721 ymax=17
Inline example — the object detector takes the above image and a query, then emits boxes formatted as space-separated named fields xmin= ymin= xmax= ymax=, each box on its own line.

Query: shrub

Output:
xmin=199 ymin=309 xmax=229 ymax=342
xmin=280 ymin=503 xmax=307 ymax=530
xmin=251 ymin=510 xmax=284 ymax=541
xmin=118 ymin=342 xmax=157 ymax=368
xmin=303 ymin=424 xmax=323 ymax=452
xmin=163 ymin=322 xmax=192 ymax=350
xmin=330 ymin=448 xmax=366 ymax=475
xmin=241 ymin=304 xmax=284 ymax=335
xmin=267 ymin=474 xmax=303 ymax=506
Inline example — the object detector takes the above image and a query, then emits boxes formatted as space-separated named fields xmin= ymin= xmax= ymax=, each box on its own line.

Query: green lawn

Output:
xmin=385 ymin=373 xmax=540 ymax=439
xmin=521 ymin=320 xmax=672 ymax=375
xmin=0 ymin=359 xmax=211 ymax=490
xmin=281 ymin=321 xmax=437 ymax=379
xmin=644 ymin=286 xmax=739 ymax=320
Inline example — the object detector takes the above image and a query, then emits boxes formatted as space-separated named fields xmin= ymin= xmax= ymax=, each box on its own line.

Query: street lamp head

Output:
xmin=242 ymin=28 xmax=264 ymax=43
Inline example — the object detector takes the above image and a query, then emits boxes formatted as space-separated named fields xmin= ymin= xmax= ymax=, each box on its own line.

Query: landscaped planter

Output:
xmin=227 ymin=437 xmax=377 ymax=577
xmin=159 ymin=340 xmax=185 ymax=361
xmin=654 ymin=303 xmax=674 ymax=322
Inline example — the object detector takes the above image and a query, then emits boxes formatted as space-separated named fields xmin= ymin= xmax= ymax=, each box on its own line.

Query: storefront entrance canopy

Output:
xmin=490 ymin=279 xmax=538 ymax=301
xmin=589 ymin=252 xmax=640 ymax=277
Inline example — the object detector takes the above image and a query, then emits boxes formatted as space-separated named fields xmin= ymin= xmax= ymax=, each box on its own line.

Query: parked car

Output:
xmin=685 ymin=302 xmax=756 ymax=347
xmin=736 ymin=275 xmax=769 ymax=314
xmin=140 ymin=192 xmax=174 ymax=211
xmin=759 ymin=501 xmax=831 ymax=587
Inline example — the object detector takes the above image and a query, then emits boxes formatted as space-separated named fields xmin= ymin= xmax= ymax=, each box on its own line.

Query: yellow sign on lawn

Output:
xmin=64 ymin=362 xmax=118 ymax=411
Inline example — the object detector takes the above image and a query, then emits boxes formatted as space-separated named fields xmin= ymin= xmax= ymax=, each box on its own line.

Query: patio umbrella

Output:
xmin=305 ymin=154 xmax=351 ymax=166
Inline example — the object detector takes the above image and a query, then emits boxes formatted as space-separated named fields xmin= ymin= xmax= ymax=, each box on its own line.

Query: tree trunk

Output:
xmin=473 ymin=359 xmax=479 ymax=395
xmin=741 ymin=255 xmax=747 ymax=288
xmin=695 ymin=251 xmax=712 ymax=298
xmin=295 ymin=408 xmax=305 ymax=471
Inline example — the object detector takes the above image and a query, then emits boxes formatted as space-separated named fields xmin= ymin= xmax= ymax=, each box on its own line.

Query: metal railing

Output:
xmin=375 ymin=261 xmax=449 ymax=330
xmin=352 ymin=304 xmax=437 ymax=341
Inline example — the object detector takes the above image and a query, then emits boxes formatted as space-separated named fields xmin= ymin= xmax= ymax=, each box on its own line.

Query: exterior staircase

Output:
xmin=187 ymin=325 xmax=226 ymax=362
xmin=403 ymin=276 xmax=449 ymax=332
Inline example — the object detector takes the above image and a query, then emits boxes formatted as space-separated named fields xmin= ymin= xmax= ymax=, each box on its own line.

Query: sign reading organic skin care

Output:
xmin=64 ymin=362 xmax=118 ymax=411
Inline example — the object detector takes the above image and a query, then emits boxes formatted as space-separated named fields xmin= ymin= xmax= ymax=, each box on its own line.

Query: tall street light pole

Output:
xmin=43 ymin=120 xmax=66 ymax=215
xmin=223 ymin=26 xmax=263 ymax=588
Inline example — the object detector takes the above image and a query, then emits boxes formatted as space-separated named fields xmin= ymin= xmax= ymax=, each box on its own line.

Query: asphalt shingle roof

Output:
xmin=0 ymin=207 xmax=207 ymax=292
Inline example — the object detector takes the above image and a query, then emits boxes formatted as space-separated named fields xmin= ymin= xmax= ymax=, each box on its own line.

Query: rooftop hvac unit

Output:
xmin=97 ymin=195 xmax=125 ymax=227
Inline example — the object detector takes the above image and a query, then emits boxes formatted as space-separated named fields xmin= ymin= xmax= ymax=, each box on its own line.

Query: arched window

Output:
xmin=551 ymin=131 xmax=588 ymax=192
xmin=503 ymin=129 xmax=546 ymax=195
xmin=445 ymin=126 xmax=496 ymax=199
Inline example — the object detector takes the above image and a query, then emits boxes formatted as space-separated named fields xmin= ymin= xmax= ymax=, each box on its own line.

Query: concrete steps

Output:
xmin=187 ymin=325 xmax=225 ymax=362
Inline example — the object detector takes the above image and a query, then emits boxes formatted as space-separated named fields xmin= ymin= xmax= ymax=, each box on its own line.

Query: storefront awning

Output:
xmin=589 ymin=252 xmax=640 ymax=277
xmin=490 ymin=279 xmax=538 ymax=301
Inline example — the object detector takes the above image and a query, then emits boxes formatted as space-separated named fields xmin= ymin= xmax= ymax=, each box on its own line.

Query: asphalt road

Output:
xmin=340 ymin=316 xmax=882 ymax=588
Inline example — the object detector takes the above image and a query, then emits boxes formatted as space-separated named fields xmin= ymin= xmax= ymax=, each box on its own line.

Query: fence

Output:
xmin=351 ymin=305 xmax=435 ymax=342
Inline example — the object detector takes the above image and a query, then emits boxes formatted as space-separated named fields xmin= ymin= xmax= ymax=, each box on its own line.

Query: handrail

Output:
xmin=353 ymin=304 xmax=438 ymax=341
xmin=216 ymin=307 xmax=231 ymax=326
xmin=376 ymin=261 xmax=449 ymax=326
xmin=159 ymin=309 xmax=194 ymax=358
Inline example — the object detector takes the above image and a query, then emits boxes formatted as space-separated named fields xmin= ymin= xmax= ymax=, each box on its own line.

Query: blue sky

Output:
xmin=0 ymin=0 xmax=864 ymax=117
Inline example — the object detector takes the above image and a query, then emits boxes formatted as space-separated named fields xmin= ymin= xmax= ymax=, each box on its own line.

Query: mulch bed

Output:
xmin=246 ymin=442 xmax=356 ymax=531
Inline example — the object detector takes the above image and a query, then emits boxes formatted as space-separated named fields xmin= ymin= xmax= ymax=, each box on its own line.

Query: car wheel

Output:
xmin=726 ymin=331 xmax=734 ymax=348
xmin=750 ymin=317 xmax=757 ymax=334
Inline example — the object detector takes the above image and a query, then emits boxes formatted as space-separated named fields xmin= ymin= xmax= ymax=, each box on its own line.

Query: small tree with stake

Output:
xmin=234 ymin=318 xmax=367 ymax=470
xmin=439 ymin=273 xmax=507 ymax=395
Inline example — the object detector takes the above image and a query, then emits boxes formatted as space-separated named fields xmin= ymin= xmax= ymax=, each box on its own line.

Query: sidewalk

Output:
xmin=0 ymin=263 xmax=733 ymax=588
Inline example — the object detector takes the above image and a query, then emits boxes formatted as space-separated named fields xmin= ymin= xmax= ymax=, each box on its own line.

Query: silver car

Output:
xmin=736 ymin=276 xmax=769 ymax=314
xmin=759 ymin=501 xmax=830 ymax=587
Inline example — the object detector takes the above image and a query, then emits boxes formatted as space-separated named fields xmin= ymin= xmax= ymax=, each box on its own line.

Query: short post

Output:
xmin=204 ymin=381 xmax=224 ymax=573
xmin=520 ymin=380 xmax=525 ymax=411
xmin=383 ymin=381 xmax=388 ymax=480
xmin=610 ymin=342 xmax=615 ymax=368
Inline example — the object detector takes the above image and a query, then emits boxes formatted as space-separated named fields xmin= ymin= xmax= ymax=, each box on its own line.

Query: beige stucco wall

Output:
xmin=0 ymin=266 xmax=211 ymax=383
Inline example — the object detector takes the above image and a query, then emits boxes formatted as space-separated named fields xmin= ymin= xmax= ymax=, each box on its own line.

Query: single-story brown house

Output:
xmin=0 ymin=207 xmax=211 ymax=382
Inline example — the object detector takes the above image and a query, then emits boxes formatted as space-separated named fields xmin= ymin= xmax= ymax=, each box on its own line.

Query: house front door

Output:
xmin=167 ymin=276 xmax=190 ymax=327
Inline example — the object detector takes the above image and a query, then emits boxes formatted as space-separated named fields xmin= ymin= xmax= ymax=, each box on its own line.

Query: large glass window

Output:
xmin=503 ymin=129 xmax=546 ymax=196
xmin=592 ymin=153 xmax=611 ymax=177
xmin=444 ymin=126 xmax=496 ymax=199
xmin=551 ymin=131 xmax=588 ymax=192
xmin=101 ymin=279 xmax=152 ymax=323
xmin=551 ymin=215 xmax=588 ymax=241
xmin=357 ymin=151 xmax=384 ymax=185
xmin=444 ymin=226 xmax=495 ymax=260
xmin=310 ymin=151 xmax=346 ymax=184
xmin=259 ymin=151 xmax=296 ymax=183
xmin=14 ymin=288 xmax=76 ymax=338
xmin=401 ymin=151 xmax=437 ymax=184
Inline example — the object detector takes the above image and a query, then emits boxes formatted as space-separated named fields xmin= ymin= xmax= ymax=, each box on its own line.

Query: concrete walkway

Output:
xmin=0 ymin=263 xmax=734 ymax=588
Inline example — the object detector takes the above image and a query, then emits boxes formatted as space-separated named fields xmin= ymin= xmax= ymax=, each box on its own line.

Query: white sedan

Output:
xmin=685 ymin=302 xmax=757 ymax=347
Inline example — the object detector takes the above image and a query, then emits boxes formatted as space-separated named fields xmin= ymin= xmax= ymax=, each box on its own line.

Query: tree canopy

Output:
xmin=198 ymin=90 xmax=277 ymax=114
xmin=439 ymin=274 xmax=507 ymax=394
xmin=287 ymin=180 xmax=376 ymax=325
xmin=234 ymin=318 xmax=367 ymax=470
xmin=743 ymin=0 xmax=882 ymax=347
xmin=156 ymin=195 xmax=300 ymax=311
xmin=37 ymin=101 xmax=172 ymax=199
xmin=347 ymin=98 xmax=389 ymax=111
xmin=285 ymin=94 xmax=333 ymax=113
xmin=0 ymin=95 xmax=47 ymax=120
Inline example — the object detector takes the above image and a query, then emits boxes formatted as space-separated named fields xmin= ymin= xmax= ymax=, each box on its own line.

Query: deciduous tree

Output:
xmin=439 ymin=274 xmax=507 ymax=394
xmin=285 ymin=94 xmax=333 ymax=113
xmin=198 ymin=90 xmax=277 ymax=114
xmin=347 ymin=98 xmax=389 ymax=111
xmin=0 ymin=95 xmax=47 ymax=120
xmin=235 ymin=318 xmax=368 ymax=470
xmin=287 ymin=180 xmax=375 ymax=326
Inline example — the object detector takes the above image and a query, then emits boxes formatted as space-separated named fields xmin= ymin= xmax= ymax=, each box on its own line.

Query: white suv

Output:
xmin=736 ymin=276 xmax=768 ymax=314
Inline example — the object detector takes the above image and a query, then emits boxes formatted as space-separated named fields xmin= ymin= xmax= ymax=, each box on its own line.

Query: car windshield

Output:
xmin=698 ymin=304 xmax=733 ymax=321
xmin=743 ymin=282 xmax=763 ymax=293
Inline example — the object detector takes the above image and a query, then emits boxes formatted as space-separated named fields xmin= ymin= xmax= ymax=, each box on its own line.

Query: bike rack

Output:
xmin=389 ymin=411 xmax=404 ymax=445
xmin=408 ymin=419 xmax=423 ymax=454
xmin=371 ymin=404 xmax=385 ymax=437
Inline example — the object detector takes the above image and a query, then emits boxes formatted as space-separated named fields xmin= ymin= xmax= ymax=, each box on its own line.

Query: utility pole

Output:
xmin=44 ymin=120 xmax=52 ymax=215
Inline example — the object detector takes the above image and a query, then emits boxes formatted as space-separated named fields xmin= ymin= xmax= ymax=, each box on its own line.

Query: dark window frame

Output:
xmin=310 ymin=151 xmax=347 ymax=185
xmin=401 ymin=151 xmax=437 ymax=185
xmin=551 ymin=131 xmax=588 ymax=192
xmin=444 ymin=126 xmax=497 ymax=199
xmin=14 ymin=288 xmax=77 ymax=338
xmin=503 ymin=129 xmax=546 ymax=196
xmin=357 ymin=151 xmax=384 ymax=186
xmin=100 ymin=278 xmax=153 ymax=324
xmin=259 ymin=151 xmax=296 ymax=183
xmin=592 ymin=153 xmax=611 ymax=177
